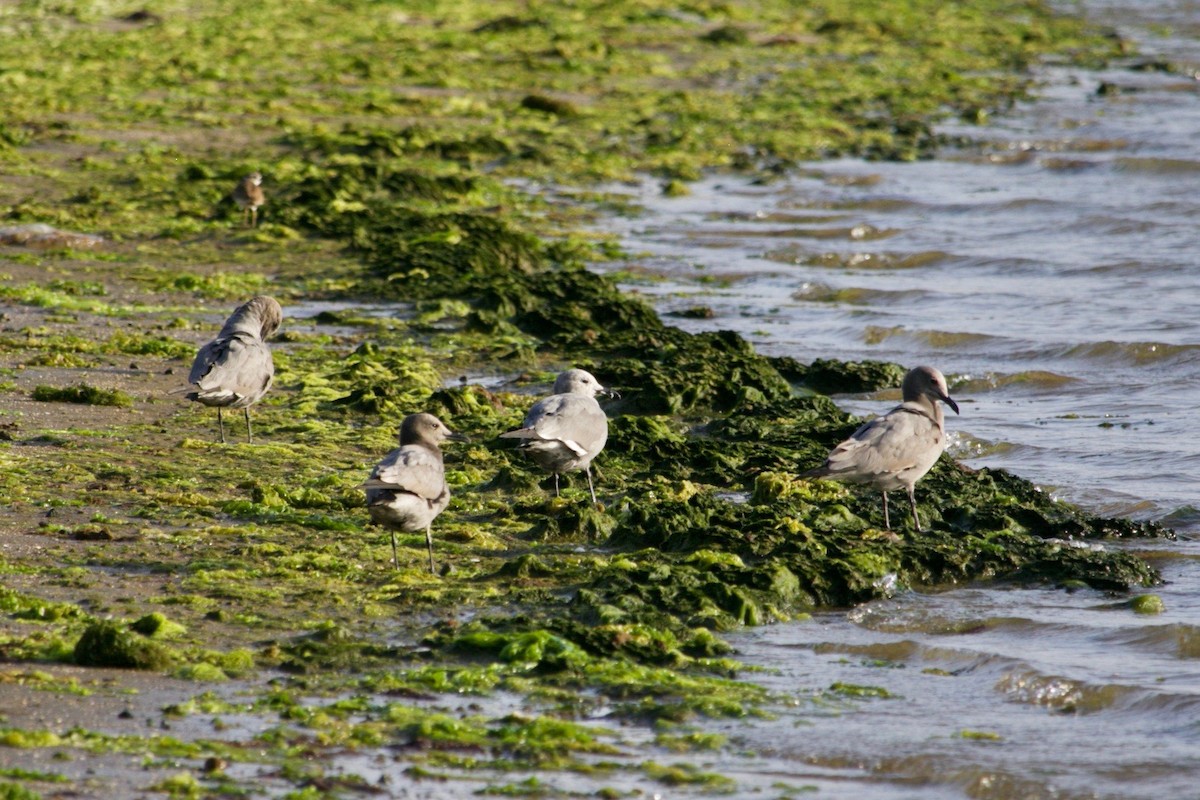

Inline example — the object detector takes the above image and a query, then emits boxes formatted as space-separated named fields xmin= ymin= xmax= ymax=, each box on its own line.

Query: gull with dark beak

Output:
xmin=803 ymin=365 xmax=960 ymax=532
xmin=363 ymin=413 xmax=468 ymax=573
xmin=500 ymin=368 xmax=617 ymax=504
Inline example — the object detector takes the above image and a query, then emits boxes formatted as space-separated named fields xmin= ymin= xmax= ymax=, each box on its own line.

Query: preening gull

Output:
xmin=186 ymin=295 xmax=282 ymax=444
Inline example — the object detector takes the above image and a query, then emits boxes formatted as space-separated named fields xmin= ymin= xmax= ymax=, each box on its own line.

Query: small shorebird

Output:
xmin=500 ymin=369 xmax=615 ymax=504
xmin=803 ymin=365 xmax=960 ymax=532
xmin=363 ymin=413 xmax=468 ymax=572
xmin=185 ymin=296 xmax=282 ymax=444
xmin=232 ymin=172 xmax=264 ymax=227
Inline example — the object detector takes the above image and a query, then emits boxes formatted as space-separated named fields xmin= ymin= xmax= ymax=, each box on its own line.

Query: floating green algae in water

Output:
xmin=641 ymin=760 xmax=736 ymax=790
xmin=828 ymin=682 xmax=894 ymax=699
xmin=31 ymin=384 xmax=133 ymax=407
xmin=0 ymin=730 xmax=61 ymax=749
xmin=1130 ymin=594 xmax=1165 ymax=614
xmin=958 ymin=729 xmax=1003 ymax=741
xmin=654 ymin=731 xmax=728 ymax=752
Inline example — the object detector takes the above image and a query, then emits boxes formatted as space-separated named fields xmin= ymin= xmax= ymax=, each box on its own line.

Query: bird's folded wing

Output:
xmin=823 ymin=413 xmax=920 ymax=478
xmin=190 ymin=333 xmax=269 ymax=389
xmin=530 ymin=395 xmax=603 ymax=438
xmin=363 ymin=446 xmax=444 ymax=501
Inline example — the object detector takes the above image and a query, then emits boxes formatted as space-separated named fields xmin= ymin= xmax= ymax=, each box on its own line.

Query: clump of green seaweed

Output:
xmin=73 ymin=621 xmax=174 ymax=671
xmin=30 ymin=384 xmax=132 ymax=407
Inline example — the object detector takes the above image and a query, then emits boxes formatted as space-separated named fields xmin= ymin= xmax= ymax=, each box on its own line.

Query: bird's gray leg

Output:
xmin=585 ymin=466 xmax=597 ymax=504
xmin=881 ymin=491 xmax=890 ymax=530
xmin=908 ymin=486 xmax=922 ymax=533
xmin=391 ymin=531 xmax=399 ymax=569
xmin=553 ymin=473 xmax=560 ymax=497
xmin=425 ymin=524 xmax=436 ymax=574
xmin=217 ymin=407 xmax=226 ymax=444
xmin=244 ymin=408 xmax=253 ymax=444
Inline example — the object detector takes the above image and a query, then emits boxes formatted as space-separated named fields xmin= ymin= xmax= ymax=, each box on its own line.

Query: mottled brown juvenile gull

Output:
xmin=232 ymin=172 xmax=265 ymax=227
xmin=500 ymin=368 xmax=614 ymax=503
xmin=186 ymin=295 xmax=282 ymax=444
xmin=803 ymin=365 xmax=959 ymax=532
xmin=362 ymin=413 xmax=467 ymax=572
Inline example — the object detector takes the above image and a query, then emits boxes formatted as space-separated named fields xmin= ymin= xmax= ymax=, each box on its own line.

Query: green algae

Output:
xmin=828 ymin=682 xmax=894 ymax=699
xmin=0 ymin=670 xmax=91 ymax=697
xmin=130 ymin=612 xmax=186 ymax=639
xmin=0 ymin=769 xmax=66 ymax=784
xmin=641 ymin=760 xmax=735 ymax=790
xmin=73 ymin=621 xmax=175 ymax=671
xmin=655 ymin=731 xmax=728 ymax=753
xmin=0 ymin=0 xmax=1170 ymax=796
xmin=958 ymin=729 xmax=1003 ymax=741
xmin=0 ymin=783 xmax=42 ymax=800
xmin=1130 ymin=594 xmax=1165 ymax=615
xmin=30 ymin=385 xmax=133 ymax=407
xmin=787 ymin=357 xmax=909 ymax=395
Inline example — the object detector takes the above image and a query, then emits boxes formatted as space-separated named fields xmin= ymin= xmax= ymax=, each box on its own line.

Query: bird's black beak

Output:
xmin=600 ymin=387 xmax=620 ymax=400
xmin=943 ymin=395 xmax=960 ymax=415
xmin=448 ymin=431 xmax=471 ymax=442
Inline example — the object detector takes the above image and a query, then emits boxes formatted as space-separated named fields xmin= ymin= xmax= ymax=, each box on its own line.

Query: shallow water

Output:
xmin=575 ymin=2 xmax=1200 ymax=797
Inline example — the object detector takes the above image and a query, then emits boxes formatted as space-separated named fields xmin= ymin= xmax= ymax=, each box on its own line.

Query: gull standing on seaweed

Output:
xmin=362 ymin=413 xmax=467 ymax=573
xmin=802 ymin=365 xmax=959 ymax=532
xmin=185 ymin=295 xmax=282 ymax=444
xmin=232 ymin=172 xmax=265 ymax=227
xmin=500 ymin=368 xmax=616 ymax=504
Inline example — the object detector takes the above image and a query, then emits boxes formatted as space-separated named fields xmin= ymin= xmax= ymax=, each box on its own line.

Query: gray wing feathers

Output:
xmin=500 ymin=395 xmax=607 ymax=453
xmin=189 ymin=333 xmax=274 ymax=406
xmin=815 ymin=405 xmax=943 ymax=485
xmin=363 ymin=446 xmax=446 ymax=502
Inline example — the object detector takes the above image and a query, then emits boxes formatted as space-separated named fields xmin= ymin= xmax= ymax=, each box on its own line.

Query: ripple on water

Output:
xmin=1115 ymin=155 xmax=1200 ymax=174
xmin=1097 ymin=621 xmax=1200 ymax=660
xmin=994 ymin=668 xmax=1131 ymax=713
xmin=692 ymin=223 xmax=902 ymax=241
xmin=950 ymin=433 xmax=1020 ymax=460
xmin=862 ymin=326 xmax=1002 ymax=349
xmin=1039 ymin=157 xmax=1104 ymax=172
xmin=791 ymin=283 xmax=930 ymax=306
xmin=704 ymin=210 xmax=848 ymax=225
xmin=1058 ymin=340 xmax=1200 ymax=366
xmin=952 ymin=370 xmax=1083 ymax=393
xmin=764 ymin=247 xmax=953 ymax=269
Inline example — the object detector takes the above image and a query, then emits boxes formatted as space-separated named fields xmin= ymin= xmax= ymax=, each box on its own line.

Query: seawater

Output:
xmin=571 ymin=2 xmax=1200 ymax=797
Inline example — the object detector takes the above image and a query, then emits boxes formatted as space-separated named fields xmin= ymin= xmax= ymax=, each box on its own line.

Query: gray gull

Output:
xmin=500 ymin=368 xmax=615 ymax=504
xmin=363 ymin=412 xmax=467 ymax=572
xmin=186 ymin=295 xmax=282 ymax=444
xmin=803 ymin=365 xmax=959 ymax=532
